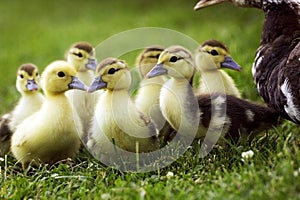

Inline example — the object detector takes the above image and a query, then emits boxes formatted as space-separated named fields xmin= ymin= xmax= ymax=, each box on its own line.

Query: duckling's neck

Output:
xmin=200 ymin=69 xmax=241 ymax=97
xmin=160 ymin=78 xmax=201 ymax=138
xmin=76 ymin=70 xmax=94 ymax=85
xmin=43 ymin=93 xmax=73 ymax=119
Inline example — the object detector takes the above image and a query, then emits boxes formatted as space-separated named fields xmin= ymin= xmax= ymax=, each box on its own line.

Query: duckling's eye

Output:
xmin=57 ymin=71 xmax=65 ymax=77
xmin=19 ymin=74 xmax=24 ymax=79
xmin=74 ymin=52 xmax=83 ymax=58
xmin=36 ymin=72 xmax=39 ymax=76
xmin=169 ymin=56 xmax=178 ymax=63
xmin=155 ymin=54 xmax=160 ymax=59
xmin=108 ymin=68 xmax=117 ymax=74
xmin=210 ymin=50 xmax=219 ymax=56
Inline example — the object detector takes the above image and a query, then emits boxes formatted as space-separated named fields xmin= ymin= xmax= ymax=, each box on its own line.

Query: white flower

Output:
xmin=166 ymin=171 xmax=174 ymax=178
xmin=293 ymin=168 xmax=300 ymax=177
xmin=101 ymin=193 xmax=110 ymax=200
xmin=241 ymin=150 xmax=254 ymax=160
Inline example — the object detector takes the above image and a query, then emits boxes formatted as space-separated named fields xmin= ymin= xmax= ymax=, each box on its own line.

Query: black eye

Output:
xmin=169 ymin=56 xmax=178 ymax=63
xmin=36 ymin=72 xmax=39 ymax=76
xmin=108 ymin=68 xmax=116 ymax=74
xmin=57 ymin=71 xmax=65 ymax=77
xmin=155 ymin=54 xmax=160 ymax=59
xmin=74 ymin=52 xmax=83 ymax=58
xmin=210 ymin=49 xmax=219 ymax=56
xmin=19 ymin=74 xmax=24 ymax=79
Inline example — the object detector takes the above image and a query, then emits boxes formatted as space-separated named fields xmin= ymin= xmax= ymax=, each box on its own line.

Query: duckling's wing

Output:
xmin=0 ymin=113 xmax=12 ymax=142
xmin=197 ymin=94 xmax=213 ymax=128
xmin=0 ymin=113 xmax=12 ymax=155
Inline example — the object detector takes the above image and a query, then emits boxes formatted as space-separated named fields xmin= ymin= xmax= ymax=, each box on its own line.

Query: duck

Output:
xmin=66 ymin=41 xmax=98 ymax=141
xmin=194 ymin=0 xmax=300 ymax=125
xmin=196 ymin=39 xmax=242 ymax=98
xmin=146 ymin=45 xmax=281 ymax=145
xmin=134 ymin=46 xmax=176 ymax=143
xmin=135 ymin=45 xmax=166 ymax=122
xmin=0 ymin=63 xmax=44 ymax=156
xmin=11 ymin=60 xmax=87 ymax=169
xmin=87 ymin=57 xmax=160 ymax=160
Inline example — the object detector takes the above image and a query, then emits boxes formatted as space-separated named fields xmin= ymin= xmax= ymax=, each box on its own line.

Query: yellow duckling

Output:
xmin=196 ymin=39 xmax=242 ymax=97
xmin=87 ymin=58 xmax=159 ymax=158
xmin=0 ymin=63 xmax=44 ymax=156
xmin=134 ymin=46 xmax=167 ymax=129
xmin=11 ymin=60 xmax=87 ymax=169
xmin=147 ymin=45 xmax=280 ymax=144
xmin=66 ymin=41 xmax=98 ymax=141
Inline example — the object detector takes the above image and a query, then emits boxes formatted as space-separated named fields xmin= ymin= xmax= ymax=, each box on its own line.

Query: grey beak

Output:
xmin=68 ymin=76 xmax=88 ymax=91
xmin=146 ymin=63 xmax=168 ymax=79
xmin=221 ymin=56 xmax=242 ymax=71
xmin=88 ymin=76 xmax=107 ymax=93
xmin=86 ymin=58 xmax=98 ymax=71
xmin=26 ymin=79 xmax=39 ymax=91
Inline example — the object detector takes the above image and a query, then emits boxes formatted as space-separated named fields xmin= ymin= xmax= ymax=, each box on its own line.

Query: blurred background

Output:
xmin=0 ymin=0 xmax=264 ymax=113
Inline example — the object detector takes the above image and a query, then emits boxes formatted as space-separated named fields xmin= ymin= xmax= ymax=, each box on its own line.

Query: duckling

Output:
xmin=194 ymin=0 xmax=300 ymax=125
xmin=0 ymin=63 xmax=44 ymax=156
xmin=135 ymin=46 xmax=168 ymax=125
xmin=66 ymin=41 xmax=98 ymax=141
xmin=196 ymin=39 xmax=242 ymax=98
xmin=87 ymin=58 xmax=159 ymax=159
xmin=135 ymin=46 xmax=177 ymax=143
xmin=147 ymin=45 xmax=281 ymax=144
xmin=11 ymin=60 xmax=87 ymax=169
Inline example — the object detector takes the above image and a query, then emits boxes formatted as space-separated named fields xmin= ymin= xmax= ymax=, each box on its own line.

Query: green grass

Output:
xmin=0 ymin=0 xmax=299 ymax=199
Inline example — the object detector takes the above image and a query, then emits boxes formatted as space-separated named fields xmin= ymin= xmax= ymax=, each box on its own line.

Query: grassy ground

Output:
xmin=0 ymin=0 xmax=299 ymax=199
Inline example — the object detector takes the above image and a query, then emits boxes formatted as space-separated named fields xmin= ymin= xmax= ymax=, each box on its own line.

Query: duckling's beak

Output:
xmin=221 ymin=56 xmax=242 ymax=71
xmin=68 ymin=76 xmax=88 ymax=91
xmin=26 ymin=79 xmax=38 ymax=91
xmin=88 ymin=76 xmax=107 ymax=93
xmin=146 ymin=63 xmax=168 ymax=78
xmin=86 ymin=58 xmax=98 ymax=71
xmin=194 ymin=0 xmax=226 ymax=10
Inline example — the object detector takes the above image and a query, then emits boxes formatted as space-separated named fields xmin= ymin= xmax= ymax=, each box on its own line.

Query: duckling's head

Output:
xmin=197 ymin=39 xmax=242 ymax=72
xmin=41 ymin=60 xmax=88 ymax=96
xmin=16 ymin=63 xmax=41 ymax=95
xmin=193 ymin=0 xmax=261 ymax=10
xmin=146 ymin=45 xmax=195 ymax=82
xmin=136 ymin=46 xmax=165 ymax=79
xmin=66 ymin=41 xmax=98 ymax=72
xmin=88 ymin=58 xmax=131 ymax=92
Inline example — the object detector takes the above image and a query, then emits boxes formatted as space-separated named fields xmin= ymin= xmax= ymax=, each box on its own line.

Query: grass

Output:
xmin=0 ymin=0 xmax=299 ymax=199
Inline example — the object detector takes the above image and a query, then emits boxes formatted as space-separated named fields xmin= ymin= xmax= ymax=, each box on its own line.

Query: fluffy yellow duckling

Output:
xmin=147 ymin=45 xmax=280 ymax=144
xmin=135 ymin=46 xmax=177 ymax=143
xmin=11 ymin=60 xmax=87 ymax=169
xmin=66 ymin=41 xmax=98 ymax=141
xmin=87 ymin=58 xmax=159 ymax=158
xmin=0 ymin=63 xmax=44 ymax=156
xmin=196 ymin=39 xmax=242 ymax=97
xmin=134 ymin=46 xmax=167 ymax=128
